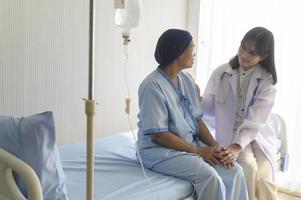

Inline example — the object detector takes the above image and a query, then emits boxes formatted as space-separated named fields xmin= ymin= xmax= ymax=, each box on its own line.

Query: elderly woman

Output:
xmin=136 ymin=29 xmax=249 ymax=200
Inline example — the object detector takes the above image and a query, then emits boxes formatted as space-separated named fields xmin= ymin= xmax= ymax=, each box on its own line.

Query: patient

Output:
xmin=136 ymin=29 xmax=249 ymax=200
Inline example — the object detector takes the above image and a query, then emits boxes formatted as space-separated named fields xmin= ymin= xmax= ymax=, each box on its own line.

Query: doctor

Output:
xmin=137 ymin=29 xmax=248 ymax=200
xmin=201 ymin=27 xmax=279 ymax=200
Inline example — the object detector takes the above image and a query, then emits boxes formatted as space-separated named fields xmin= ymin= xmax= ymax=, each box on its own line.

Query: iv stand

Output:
xmin=85 ymin=0 xmax=95 ymax=199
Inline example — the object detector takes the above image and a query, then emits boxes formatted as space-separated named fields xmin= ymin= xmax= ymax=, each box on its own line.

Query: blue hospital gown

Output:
xmin=137 ymin=68 xmax=202 ymax=168
xmin=136 ymin=68 xmax=249 ymax=200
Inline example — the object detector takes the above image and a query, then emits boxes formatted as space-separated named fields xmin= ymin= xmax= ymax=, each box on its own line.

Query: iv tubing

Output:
xmin=123 ymin=42 xmax=151 ymax=183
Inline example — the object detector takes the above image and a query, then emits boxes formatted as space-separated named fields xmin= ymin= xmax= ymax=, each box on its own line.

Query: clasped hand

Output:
xmin=197 ymin=144 xmax=241 ymax=168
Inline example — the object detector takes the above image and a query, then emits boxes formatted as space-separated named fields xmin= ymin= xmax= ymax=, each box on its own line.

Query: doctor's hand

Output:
xmin=219 ymin=144 xmax=242 ymax=168
xmin=196 ymin=146 xmax=224 ymax=166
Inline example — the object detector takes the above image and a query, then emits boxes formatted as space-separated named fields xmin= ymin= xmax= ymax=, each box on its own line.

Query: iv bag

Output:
xmin=114 ymin=0 xmax=141 ymax=30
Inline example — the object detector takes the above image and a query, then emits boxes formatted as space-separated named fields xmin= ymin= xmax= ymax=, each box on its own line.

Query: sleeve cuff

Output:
xmin=232 ymin=137 xmax=248 ymax=150
xmin=195 ymin=113 xmax=204 ymax=121
xmin=142 ymin=127 xmax=169 ymax=135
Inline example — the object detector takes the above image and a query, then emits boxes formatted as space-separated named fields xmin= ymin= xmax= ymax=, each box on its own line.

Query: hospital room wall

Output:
xmin=0 ymin=0 xmax=199 ymax=144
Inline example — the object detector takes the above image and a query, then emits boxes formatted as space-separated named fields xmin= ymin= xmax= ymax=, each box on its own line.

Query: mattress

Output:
xmin=59 ymin=131 xmax=194 ymax=200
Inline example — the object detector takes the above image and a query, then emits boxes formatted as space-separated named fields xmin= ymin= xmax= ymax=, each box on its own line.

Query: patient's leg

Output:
xmin=152 ymin=154 xmax=226 ymax=200
xmin=214 ymin=163 xmax=249 ymax=200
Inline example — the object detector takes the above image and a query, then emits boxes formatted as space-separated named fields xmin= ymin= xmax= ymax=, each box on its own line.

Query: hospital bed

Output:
xmin=0 ymin=128 xmax=194 ymax=200
xmin=0 ymin=113 xmax=288 ymax=200
xmin=60 ymin=131 xmax=194 ymax=200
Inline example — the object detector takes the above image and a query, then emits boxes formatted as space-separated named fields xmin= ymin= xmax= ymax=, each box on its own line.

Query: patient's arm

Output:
xmin=196 ymin=84 xmax=203 ymax=102
xmin=151 ymin=132 xmax=222 ymax=166
xmin=197 ymin=119 xmax=219 ymax=148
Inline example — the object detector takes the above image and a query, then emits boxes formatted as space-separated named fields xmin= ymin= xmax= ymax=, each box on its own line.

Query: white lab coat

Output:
xmin=201 ymin=63 xmax=279 ymax=177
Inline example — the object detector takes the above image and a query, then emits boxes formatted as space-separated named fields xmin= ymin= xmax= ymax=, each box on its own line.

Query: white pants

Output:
xmin=237 ymin=142 xmax=278 ymax=200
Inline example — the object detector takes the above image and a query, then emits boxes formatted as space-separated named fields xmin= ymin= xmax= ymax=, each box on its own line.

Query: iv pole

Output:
xmin=85 ymin=0 xmax=95 ymax=199
xmin=85 ymin=1 xmax=141 ymax=199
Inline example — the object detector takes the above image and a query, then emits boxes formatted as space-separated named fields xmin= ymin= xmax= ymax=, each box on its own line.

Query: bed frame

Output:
xmin=0 ymin=148 xmax=42 ymax=200
xmin=0 ymin=113 xmax=288 ymax=200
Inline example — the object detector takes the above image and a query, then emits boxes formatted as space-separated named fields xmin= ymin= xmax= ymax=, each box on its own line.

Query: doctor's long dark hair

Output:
xmin=229 ymin=27 xmax=277 ymax=84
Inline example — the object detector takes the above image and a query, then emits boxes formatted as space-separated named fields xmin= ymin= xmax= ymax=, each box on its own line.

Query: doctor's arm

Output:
xmin=233 ymin=77 xmax=276 ymax=149
xmin=221 ymin=77 xmax=276 ymax=166
xmin=151 ymin=132 xmax=222 ymax=166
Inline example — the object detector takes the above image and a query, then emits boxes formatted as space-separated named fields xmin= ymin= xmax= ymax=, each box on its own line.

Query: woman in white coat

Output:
xmin=201 ymin=27 xmax=279 ymax=200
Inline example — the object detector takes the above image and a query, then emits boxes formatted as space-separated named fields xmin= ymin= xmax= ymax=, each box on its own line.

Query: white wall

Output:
xmin=0 ymin=0 xmax=188 ymax=144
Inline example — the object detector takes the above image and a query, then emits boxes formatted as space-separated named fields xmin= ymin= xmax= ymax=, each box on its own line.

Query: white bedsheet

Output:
xmin=59 ymin=131 xmax=194 ymax=200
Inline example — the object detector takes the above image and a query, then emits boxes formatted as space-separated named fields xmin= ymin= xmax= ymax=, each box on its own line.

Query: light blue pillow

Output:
xmin=0 ymin=111 xmax=68 ymax=200
xmin=0 ymin=116 xmax=23 ymax=158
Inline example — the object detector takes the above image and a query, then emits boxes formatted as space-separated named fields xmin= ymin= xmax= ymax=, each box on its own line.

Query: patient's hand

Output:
xmin=196 ymin=146 xmax=224 ymax=166
xmin=219 ymin=144 xmax=241 ymax=168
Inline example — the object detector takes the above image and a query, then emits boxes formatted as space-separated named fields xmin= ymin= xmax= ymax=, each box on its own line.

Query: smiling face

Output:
xmin=238 ymin=41 xmax=264 ymax=70
xmin=176 ymin=41 xmax=196 ymax=69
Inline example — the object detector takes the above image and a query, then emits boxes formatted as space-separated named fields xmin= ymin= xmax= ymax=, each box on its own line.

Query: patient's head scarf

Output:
xmin=155 ymin=29 xmax=192 ymax=68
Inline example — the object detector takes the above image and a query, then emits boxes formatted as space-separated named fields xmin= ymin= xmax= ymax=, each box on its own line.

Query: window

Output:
xmin=195 ymin=0 xmax=301 ymax=192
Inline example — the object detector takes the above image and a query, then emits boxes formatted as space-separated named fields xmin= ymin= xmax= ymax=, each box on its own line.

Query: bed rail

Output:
xmin=0 ymin=148 xmax=43 ymax=200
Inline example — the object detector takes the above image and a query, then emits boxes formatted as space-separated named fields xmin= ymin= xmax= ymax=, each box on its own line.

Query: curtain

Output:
xmin=195 ymin=0 xmax=301 ymax=192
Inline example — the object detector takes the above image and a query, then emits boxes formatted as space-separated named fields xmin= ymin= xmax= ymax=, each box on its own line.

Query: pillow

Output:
xmin=0 ymin=115 xmax=23 ymax=158
xmin=0 ymin=111 xmax=68 ymax=200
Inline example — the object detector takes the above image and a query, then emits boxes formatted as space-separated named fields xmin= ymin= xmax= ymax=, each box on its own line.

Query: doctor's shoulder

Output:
xmin=210 ymin=63 xmax=231 ymax=78
xmin=258 ymin=65 xmax=275 ymax=85
xmin=218 ymin=62 xmax=230 ymax=69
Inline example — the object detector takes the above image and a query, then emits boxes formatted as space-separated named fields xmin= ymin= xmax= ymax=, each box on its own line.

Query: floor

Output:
xmin=279 ymin=191 xmax=301 ymax=200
